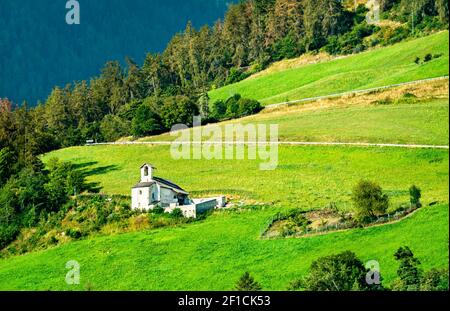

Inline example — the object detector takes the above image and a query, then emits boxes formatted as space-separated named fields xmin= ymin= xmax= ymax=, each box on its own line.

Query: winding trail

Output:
xmin=88 ymin=141 xmax=449 ymax=149
xmin=264 ymin=75 xmax=449 ymax=108
xmin=86 ymin=76 xmax=449 ymax=150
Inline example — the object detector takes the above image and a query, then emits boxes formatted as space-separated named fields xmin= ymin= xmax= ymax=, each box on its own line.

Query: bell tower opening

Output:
xmin=140 ymin=164 xmax=156 ymax=182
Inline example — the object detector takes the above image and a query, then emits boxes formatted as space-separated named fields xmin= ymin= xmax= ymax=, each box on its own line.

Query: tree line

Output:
xmin=1 ymin=1 xmax=448 ymax=152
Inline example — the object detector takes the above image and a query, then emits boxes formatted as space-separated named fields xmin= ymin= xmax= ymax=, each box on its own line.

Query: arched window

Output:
xmin=144 ymin=166 xmax=149 ymax=176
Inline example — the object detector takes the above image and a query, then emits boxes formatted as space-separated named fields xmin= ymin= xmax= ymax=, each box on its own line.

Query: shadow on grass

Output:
xmin=73 ymin=162 xmax=119 ymax=193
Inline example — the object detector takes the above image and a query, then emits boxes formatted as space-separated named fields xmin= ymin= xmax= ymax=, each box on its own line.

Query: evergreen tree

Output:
xmin=131 ymin=105 xmax=163 ymax=137
xmin=234 ymin=272 xmax=262 ymax=291
xmin=393 ymin=246 xmax=422 ymax=290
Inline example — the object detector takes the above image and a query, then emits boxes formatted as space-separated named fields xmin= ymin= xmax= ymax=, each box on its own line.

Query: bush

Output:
xmin=392 ymin=246 xmax=449 ymax=291
xmin=0 ymin=147 xmax=15 ymax=186
xmin=424 ymin=53 xmax=433 ymax=63
xmin=226 ymin=68 xmax=251 ymax=85
xmin=210 ymin=100 xmax=227 ymax=120
xmin=131 ymin=104 xmax=163 ymax=138
xmin=373 ymin=26 xmax=410 ymax=46
xmin=374 ymin=97 xmax=393 ymax=105
xmin=234 ymin=272 xmax=262 ymax=291
xmin=225 ymin=94 xmax=241 ymax=118
xmin=0 ymin=223 xmax=19 ymax=250
xmin=160 ymin=96 xmax=199 ymax=128
xmin=65 ymin=228 xmax=82 ymax=239
xmin=392 ymin=246 xmax=422 ymax=291
xmin=211 ymin=94 xmax=262 ymax=121
xmin=303 ymin=251 xmax=382 ymax=291
xmin=420 ymin=268 xmax=449 ymax=291
xmin=280 ymin=221 xmax=297 ymax=237
xmin=152 ymin=206 xmax=165 ymax=215
xmin=170 ymin=208 xmax=184 ymax=219
xmin=45 ymin=158 xmax=88 ymax=210
xmin=352 ymin=180 xmax=389 ymax=222
xmin=409 ymin=185 xmax=422 ymax=207
xmin=237 ymin=98 xmax=262 ymax=117
xmin=100 ymin=114 xmax=131 ymax=142
xmin=323 ymin=23 xmax=377 ymax=55
xmin=287 ymin=279 xmax=303 ymax=291
xmin=272 ymin=33 xmax=302 ymax=60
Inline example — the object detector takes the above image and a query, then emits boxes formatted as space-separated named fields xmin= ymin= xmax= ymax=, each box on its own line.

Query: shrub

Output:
xmin=424 ymin=53 xmax=433 ymax=63
xmin=323 ymin=23 xmax=377 ymax=55
xmin=272 ymin=33 xmax=301 ymax=60
xmin=211 ymin=95 xmax=261 ymax=121
xmin=303 ymin=251 xmax=381 ymax=291
xmin=170 ymin=208 xmax=184 ymax=219
xmin=131 ymin=104 xmax=163 ymax=138
xmin=0 ymin=223 xmax=19 ymax=250
xmin=0 ymin=147 xmax=15 ymax=186
xmin=280 ymin=221 xmax=297 ymax=237
xmin=374 ymin=97 xmax=393 ymax=105
xmin=152 ymin=206 xmax=165 ymax=215
xmin=65 ymin=228 xmax=82 ymax=239
xmin=287 ymin=279 xmax=303 ymax=291
xmin=225 ymin=94 xmax=241 ymax=118
xmin=210 ymin=100 xmax=227 ymax=120
xmin=234 ymin=272 xmax=262 ymax=291
xmin=237 ymin=98 xmax=262 ymax=117
xmin=100 ymin=114 xmax=131 ymax=142
xmin=420 ymin=268 xmax=449 ymax=291
xmin=409 ymin=185 xmax=422 ymax=207
xmin=403 ymin=92 xmax=417 ymax=99
xmin=226 ymin=68 xmax=250 ymax=84
xmin=160 ymin=96 xmax=199 ymax=128
xmin=392 ymin=246 xmax=422 ymax=291
xmin=129 ymin=214 xmax=150 ymax=231
xmin=352 ymin=180 xmax=389 ymax=222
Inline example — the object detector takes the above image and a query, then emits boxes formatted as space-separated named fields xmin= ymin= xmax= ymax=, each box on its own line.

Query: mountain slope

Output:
xmin=0 ymin=0 xmax=233 ymax=105
xmin=0 ymin=202 xmax=447 ymax=290
xmin=209 ymin=31 xmax=449 ymax=105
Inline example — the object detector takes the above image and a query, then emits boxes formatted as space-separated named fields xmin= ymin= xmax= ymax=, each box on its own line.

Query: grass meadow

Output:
xmin=139 ymin=95 xmax=449 ymax=146
xmin=208 ymin=31 xmax=449 ymax=105
xmin=0 ymin=202 xmax=447 ymax=290
xmin=39 ymin=145 xmax=449 ymax=210
xmin=0 ymin=32 xmax=448 ymax=291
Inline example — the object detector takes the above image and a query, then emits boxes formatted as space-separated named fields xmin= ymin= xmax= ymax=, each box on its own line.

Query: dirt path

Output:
xmin=88 ymin=141 xmax=449 ymax=149
xmin=264 ymin=75 xmax=449 ymax=108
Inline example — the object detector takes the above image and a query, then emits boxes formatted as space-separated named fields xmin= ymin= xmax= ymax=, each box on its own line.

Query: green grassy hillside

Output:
xmin=0 ymin=108 xmax=448 ymax=291
xmin=0 ymin=202 xmax=447 ymax=290
xmin=39 ymin=145 xmax=448 ymax=210
xmin=139 ymin=96 xmax=449 ymax=146
xmin=209 ymin=31 xmax=449 ymax=105
xmin=0 ymin=33 xmax=448 ymax=291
